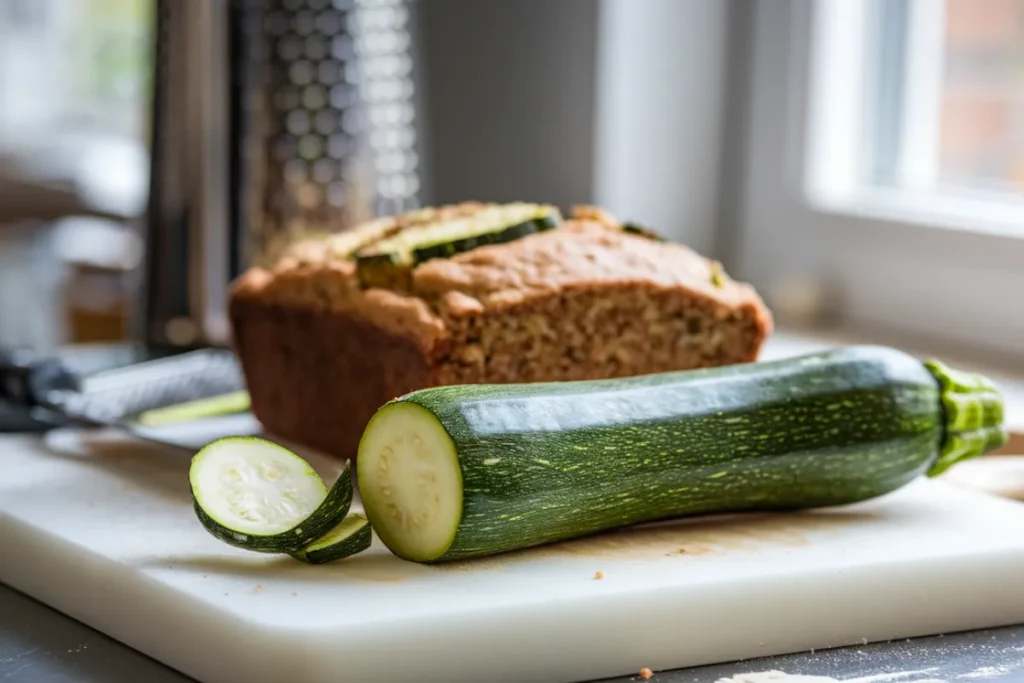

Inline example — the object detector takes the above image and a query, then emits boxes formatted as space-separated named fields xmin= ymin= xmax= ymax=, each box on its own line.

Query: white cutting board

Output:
xmin=4 ymin=429 xmax=1024 ymax=683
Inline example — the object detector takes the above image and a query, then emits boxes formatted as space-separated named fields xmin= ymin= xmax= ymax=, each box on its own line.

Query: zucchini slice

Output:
xmin=355 ymin=202 xmax=561 ymax=289
xmin=320 ymin=216 xmax=402 ymax=260
xmin=135 ymin=391 xmax=251 ymax=426
xmin=358 ymin=345 xmax=1007 ymax=563
xmin=622 ymin=222 xmax=665 ymax=241
xmin=292 ymin=512 xmax=373 ymax=564
xmin=190 ymin=437 xmax=353 ymax=554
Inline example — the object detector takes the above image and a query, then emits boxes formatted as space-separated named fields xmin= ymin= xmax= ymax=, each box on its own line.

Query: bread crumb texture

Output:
xmin=229 ymin=203 xmax=773 ymax=458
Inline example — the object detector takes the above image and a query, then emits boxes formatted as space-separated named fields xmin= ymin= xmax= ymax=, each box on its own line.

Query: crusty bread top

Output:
xmin=231 ymin=218 xmax=771 ymax=353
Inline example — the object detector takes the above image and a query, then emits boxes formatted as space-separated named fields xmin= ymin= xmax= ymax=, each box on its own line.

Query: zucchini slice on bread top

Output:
xmin=355 ymin=202 xmax=561 ymax=290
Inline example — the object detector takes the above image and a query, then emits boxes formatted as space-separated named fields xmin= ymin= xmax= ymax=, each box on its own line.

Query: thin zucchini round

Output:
xmin=135 ymin=390 xmax=251 ymax=426
xmin=355 ymin=202 xmax=561 ymax=289
xmin=621 ymin=222 xmax=665 ymax=241
xmin=357 ymin=345 xmax=1006 ymax=563
xmin=292 ymin=513 xmax=373 ymax=564
xmin=190 ymin=437 xmax=353 ymax=554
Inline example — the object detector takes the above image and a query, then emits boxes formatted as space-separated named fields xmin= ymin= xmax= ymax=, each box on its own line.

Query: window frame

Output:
xmin=734 ymin=0 xmax=1024 ymax=362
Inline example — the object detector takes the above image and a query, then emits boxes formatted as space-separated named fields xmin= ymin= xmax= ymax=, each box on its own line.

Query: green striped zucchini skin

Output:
xmin=291 ymin=514 xmax=373 ymax=564
xmin=354 ymin=204 xmax=561 ymax=290
xmin=621 ymin=222 xmax=665 ymax=241
xmin=392 ymin=345 xmax=947 ymax=561
xmin=412 ymin=214 xmax=559 ymax=263
xmin=193 ymin=463 xmax=354 ymax=554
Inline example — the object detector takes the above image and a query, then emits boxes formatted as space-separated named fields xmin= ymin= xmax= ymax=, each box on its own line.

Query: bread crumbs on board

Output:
xmin=639 ymin=667 xmax=653 ymax=680
xmin=593 ymin=571 xmax=605 ymax=580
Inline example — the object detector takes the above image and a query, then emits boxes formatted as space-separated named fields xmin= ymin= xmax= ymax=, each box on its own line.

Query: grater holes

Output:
xmin=332 ymin=34 xmax=355 ymax=61
xmin=360 ymin=7 xmax=399 ymax=31
xmin=278 ymin=36 xmax=303 ymax=61
xmin=302 ymin=84 xmax=328 ymax=109
xmin=285 ymin=110 xmax=310 ymax=136
xmin=374 ymin=151 xmax=403 ymax=175
xmin=327 ymin=134 xmax=350 ymax=159
xmin=313 ymin=109 xmax=337 ymax=135
xmin=298 ymin=135 xmax=324 ymax=160
xmin=293 ymin=10 xmax=316 ymax=36
xmin=312 ymin=158 xmax=336 ymax=183
xmin=341 ymin=108 xmax=363 ymax=135
xmin=304 ymin=35 xmax=329 ymax=61
xmin=289 ymin=60 xmax=315 ymax=86
xmin=316 ymin=10 xmax=343 ymax=35
xmin=344 ymin=61 xmax=361 ymax=85
xmin=250 ymin=0 xmax=422 ymax=257
xmin=318 ymin=60 xmax=341 ymax=85
xmin=341 ymin=160 xmax=362 ymax=182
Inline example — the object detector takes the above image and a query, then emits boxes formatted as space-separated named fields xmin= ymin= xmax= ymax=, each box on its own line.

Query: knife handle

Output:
xmin=0 ymin=350 xmax=79 ymax=409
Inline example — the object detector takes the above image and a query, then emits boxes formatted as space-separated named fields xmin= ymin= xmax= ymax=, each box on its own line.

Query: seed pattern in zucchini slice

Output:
xmin=354 ymin=202 xmax=562 ymax=289
xmin=189 ymin=437 xmax=354 ymax=554
xmin=291 ymin=513 xmax=373 ymax=564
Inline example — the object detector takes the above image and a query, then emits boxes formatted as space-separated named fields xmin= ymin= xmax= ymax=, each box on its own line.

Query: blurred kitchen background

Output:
xmin=0 ymin=0 xmax=1021 ymax=402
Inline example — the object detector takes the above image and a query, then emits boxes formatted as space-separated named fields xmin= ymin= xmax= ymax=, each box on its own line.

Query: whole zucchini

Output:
xmin=356 ymin=345 xmax=1006 ymax=563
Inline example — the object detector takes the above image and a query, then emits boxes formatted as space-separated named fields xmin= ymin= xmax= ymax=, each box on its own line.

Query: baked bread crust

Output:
xmin=230 ymin=214 xmax=773 ymax=458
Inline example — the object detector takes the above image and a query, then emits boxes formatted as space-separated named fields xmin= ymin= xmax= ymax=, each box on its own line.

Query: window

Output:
xmin=937 ymin=0 xmax=1024 ymax=197
xmin=803 ymin=0 xmax=1024 ymax=231
xmin=0 ymin=0 xmax=153 ymax=217
xmin=737 ymin=0 xmax=1024 ymax=361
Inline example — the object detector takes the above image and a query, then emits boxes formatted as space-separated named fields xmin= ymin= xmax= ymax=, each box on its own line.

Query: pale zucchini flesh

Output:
xmin=190 ymin=437 xmax=353 ymax=554
xmin=292 ymin=513 xmax=373 ymax=564
xmin=356 ymin=403 xmax=463 ymax=562
xmin=135 ymin=390 xmax=251 ymax=426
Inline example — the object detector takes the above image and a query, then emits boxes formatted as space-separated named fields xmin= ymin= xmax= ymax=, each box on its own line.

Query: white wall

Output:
xmin=592 ymin=0 xmax=728 ymax=256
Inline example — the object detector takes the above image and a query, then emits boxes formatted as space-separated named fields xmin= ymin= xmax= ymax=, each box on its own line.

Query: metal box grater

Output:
xmin=142 ymin=0 xmax=424 ymax=351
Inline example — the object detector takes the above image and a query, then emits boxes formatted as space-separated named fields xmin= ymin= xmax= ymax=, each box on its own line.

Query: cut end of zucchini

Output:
xmin=190 ymin=437 xmax=328 ymax=539
xmin=357 ymin=402 xmax=463 ymax=562
xmin=924 ymin=359 xmax=1008 ymax=476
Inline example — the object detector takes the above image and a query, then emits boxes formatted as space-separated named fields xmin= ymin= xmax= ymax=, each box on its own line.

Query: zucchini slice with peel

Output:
xmin=357 ymin=345 xmax=1007 ymax=563
xmin=622 ymin=222 xmax=665 ymax=241
xmin=190 ymin=437 xmax=353 ymax=554
xmin=135 ymin=391 xmax=251 ymax=426
xmin=292 ymin=513 xmax=373 ymax=564
xmin=355 ymin=202 xmax=561 ymax=289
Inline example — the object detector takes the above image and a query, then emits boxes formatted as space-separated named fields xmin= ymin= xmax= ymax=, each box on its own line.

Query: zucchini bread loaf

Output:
xmin=229 ymin=203 xmax=773 ymax=458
